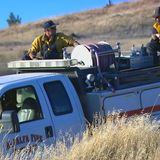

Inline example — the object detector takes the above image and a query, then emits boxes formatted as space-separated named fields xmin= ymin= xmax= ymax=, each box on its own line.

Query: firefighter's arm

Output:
xmin=28 ymin=37 xmax=41 ymax=59
xmin=66 ymin=37 xmax=80 ymax=46
xmin=61 ymin=33 xmax=80 ymax=46
xmin=28 ymin=51 xmax=37 ymax=59
xmin=74 ymin=40 xmax=80 ymax=45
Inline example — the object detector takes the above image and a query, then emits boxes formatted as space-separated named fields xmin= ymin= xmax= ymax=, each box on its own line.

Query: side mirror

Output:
xmin=0 ymin=110 xmax=20 ymax=133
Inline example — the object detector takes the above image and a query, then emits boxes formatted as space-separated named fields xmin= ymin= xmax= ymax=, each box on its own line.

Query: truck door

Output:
xmin=103 ymin=91 xmax=141 ymax=117
xmin=0 ymin=83 xmax=56 ymax=152
xmin=140 ymin=86 xmax=160 ymax=119
xmin=37 ymin=75 xmax=85 ymax=141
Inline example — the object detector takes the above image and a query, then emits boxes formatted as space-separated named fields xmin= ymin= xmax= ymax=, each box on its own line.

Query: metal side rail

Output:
xmin=102 ymin=65 xmax=160 ymax=89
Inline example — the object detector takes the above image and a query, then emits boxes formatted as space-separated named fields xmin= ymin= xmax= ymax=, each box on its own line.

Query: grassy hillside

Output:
xmin=0 ymin=0 xmax=160 ymax=74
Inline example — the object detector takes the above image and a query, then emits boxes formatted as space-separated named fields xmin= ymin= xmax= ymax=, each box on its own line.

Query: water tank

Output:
xmin=71 ymin=41 xmax=115 ymax=71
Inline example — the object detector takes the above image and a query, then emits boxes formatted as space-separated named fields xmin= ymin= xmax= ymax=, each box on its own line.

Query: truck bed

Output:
xmin=7 ymin=59 xmax=160 ymax=92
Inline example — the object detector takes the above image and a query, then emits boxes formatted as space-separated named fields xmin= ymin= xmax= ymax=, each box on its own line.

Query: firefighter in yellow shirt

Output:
xmin=22 ymin=20 xmax=79 ymax=60
xmin=146 ymin=6 xmax=160 ymax=65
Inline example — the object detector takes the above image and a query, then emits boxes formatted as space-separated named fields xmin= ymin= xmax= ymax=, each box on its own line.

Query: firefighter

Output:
xmin=22 ymin=20 xmax=79 ymax=60
xmin=146 ymin=6 xmax=160 ymax=65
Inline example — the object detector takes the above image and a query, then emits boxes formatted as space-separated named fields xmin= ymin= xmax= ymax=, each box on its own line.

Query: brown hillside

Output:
xmin=0 ymin=0 xmax=160 ymax=74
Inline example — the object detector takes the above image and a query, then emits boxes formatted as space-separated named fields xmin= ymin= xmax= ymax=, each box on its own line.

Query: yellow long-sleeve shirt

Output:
xmin=28 ymin=32 xmax=76 ymax=59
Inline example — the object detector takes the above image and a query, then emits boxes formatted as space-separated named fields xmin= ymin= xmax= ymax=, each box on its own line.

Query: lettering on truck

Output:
xmin=6 ymin=134 xmax=43 ymax=150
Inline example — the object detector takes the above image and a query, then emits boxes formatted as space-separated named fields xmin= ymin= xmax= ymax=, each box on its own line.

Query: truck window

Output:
xmin=0 ymin=86 xmax=43 ymax=123
xmin=44 ymin=81 xmax=73 ymax=116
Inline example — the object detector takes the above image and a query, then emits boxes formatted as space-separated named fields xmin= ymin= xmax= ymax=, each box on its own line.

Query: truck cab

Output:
xmin=0 ymin=73 xmax=85 ymax=153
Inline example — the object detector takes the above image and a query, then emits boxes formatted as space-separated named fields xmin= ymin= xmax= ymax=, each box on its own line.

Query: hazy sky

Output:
xmin=0 ymin=0 xmax=128 ymax=29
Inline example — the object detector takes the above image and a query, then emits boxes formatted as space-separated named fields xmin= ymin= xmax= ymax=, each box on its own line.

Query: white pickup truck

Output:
xmin=0 ymin=42 xmax=160 ymax=154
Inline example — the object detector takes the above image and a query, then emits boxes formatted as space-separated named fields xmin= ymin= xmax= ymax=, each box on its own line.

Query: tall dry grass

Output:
xmin=2 ymin=115 xmax=160 ymax=160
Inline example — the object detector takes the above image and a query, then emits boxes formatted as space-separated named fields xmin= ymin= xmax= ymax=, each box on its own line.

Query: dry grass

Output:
xmin=2 ymin=115 xmax=160 ymax=160
xmin=50 ymin=115 xmax=160 ymax=160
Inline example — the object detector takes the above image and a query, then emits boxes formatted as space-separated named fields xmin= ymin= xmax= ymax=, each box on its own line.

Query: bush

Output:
xmin=7 ymin=12 xmax=22 ymax=27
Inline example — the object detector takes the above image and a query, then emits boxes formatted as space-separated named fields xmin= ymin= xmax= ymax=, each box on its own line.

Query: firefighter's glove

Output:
xmin=74 ymin=40 xmax=80 ymax=45
xmin=152 ymin=34 xmax=160 ymax=42
xmin=29 ymin=52 xmax=37 ymax=59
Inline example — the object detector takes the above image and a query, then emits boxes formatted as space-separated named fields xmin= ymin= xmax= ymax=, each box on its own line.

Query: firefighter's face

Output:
xmin=44 ymin=27 xmax=56 ymax=37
